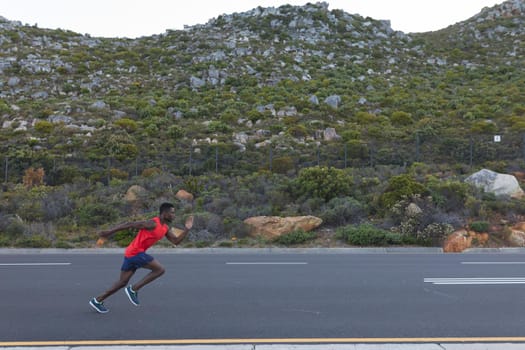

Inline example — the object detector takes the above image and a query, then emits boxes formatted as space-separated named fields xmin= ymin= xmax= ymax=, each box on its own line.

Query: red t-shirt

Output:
xmin=124 ymin=217 xmax=168 ymax=257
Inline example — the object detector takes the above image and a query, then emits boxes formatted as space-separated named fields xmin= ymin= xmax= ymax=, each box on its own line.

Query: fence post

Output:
xmin=469 ymin=136 xmax=473 ymax=169
xmin=415 ymin=132 xmax=420 ymax=162
xmin=317 ymin=145 xmax=320 ymax=166
xmin=106 ymin=158 xmax=111 ymax=185
xmin=189 ymin=145 xmax=193 ymax=176
xmin=4 ymin=156 xmax=8 ymax=186
xmin=344 ymin=143 xmax=348 ymax=168
xmin=369 ymin=144 xmax=374 ymax=167
xmin=522 ymin=133 xmax=525 ymax=162
xmin=269 ymin=147 xmax=273 ymax=171
xmin=215 ymin=145 xmax=219 ymax=173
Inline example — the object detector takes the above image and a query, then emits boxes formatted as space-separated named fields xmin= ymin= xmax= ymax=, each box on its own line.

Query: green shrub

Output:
xmin=0 ymin=99 xmax=10 ymax=114
xmin=195 ymin=240 xmax=211 ymax=248
xmin=3 ymin=220 xmax=25 ymax=238
xmin=55 ymin=241 xmax=74 ymax=249
xmin=14 ymin=235 xmax=52 ymax=248
xmin=274 ymin=229 xmax=317 ymax=245
xmin=272 ymin=156 xmax=295 ymax=174
xmin=223 ymin=217 xmax=250 ymax=239
xmin=292 ymin=166 xmax=352 ymax=202
xmin=113 ymin=118 xmax=138 ymax=132
xmin=142 ymin=167 xmax=162 ymax=177
xmin=419 ymin=223 xmax=453 ymax=245
xmin=0 ymin=235 xmax=10 ymax=247
xmin=427 ymin=178 xmax=470 ymax=212
xmin=167 ymin=125 xmax=184 ymax=139
xmin=336 ymin=224 xmax=402 ymax=246
xmin=380 ymin=174 xmax=428 ymax=209
xmin=287 ymin=124 xmax=309 ymax=138
xmin=34 ymin=120 xmax=54 ymax=134
xmin=208 ymin=121 xmax=231 ymax=133
xmin=470 ymin=221 xmax=490 ymax=233
xmin=76 ymin=203 xmax=119 ymax=226
xmin=48 ymin=165 xmax=82 ymax=185
xmin=390 ymin=111 xmax=413 ymax=125
xmin=114 ymin=229 xmax=135 ymax=247
xmin=110 ymin=168 xmax=129 ymax=180
xmin=321 ymin=197 xmax=364 ymax=226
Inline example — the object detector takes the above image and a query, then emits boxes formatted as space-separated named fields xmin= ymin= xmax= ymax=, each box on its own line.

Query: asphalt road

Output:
xmin=2 ymin=249 xmax=525 ymax=344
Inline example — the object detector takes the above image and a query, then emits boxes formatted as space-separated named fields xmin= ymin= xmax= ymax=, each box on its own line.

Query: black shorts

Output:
xmin=121 ymin=252 xmax=154 ymax=271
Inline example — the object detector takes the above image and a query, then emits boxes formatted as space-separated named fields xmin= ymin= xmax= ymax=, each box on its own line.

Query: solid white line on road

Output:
xmin=462 ymin=262 xmax=525 ymax=265
xmin=424 ymin=277 xmax=525 ymax=285
xmin=0 ymin=263 xmax=71 ymax=266
xmin=226 ymin=262 xmax=308 ymax=265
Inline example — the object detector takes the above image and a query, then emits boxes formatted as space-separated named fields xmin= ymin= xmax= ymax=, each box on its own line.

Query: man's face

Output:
xmin=163 ymin=207 xmax=176 ymax=223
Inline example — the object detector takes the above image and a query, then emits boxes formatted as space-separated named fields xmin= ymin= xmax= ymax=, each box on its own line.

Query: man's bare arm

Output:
xmin=98 ymin=219 xmax=156 ymax=238
xmin=166 ymin=216 xmax=194 ymax=245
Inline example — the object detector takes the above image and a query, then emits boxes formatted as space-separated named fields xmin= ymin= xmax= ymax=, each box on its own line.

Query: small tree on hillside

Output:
xmin=23 ymin=167 xmax=45 ymax=188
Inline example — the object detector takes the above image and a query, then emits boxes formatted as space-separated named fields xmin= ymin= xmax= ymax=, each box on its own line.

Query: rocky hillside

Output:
xmin=2 ymin=1 xmax=525 ymax=249
xmin=0 ymin=0 xmax=525 ymax=179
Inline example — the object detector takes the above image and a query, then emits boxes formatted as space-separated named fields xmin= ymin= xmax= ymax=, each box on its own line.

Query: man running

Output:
xmin=89 ymin=202 xmax=193 ymax=313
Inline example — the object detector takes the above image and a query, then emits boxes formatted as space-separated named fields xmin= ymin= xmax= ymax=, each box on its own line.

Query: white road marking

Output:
xmin=226 ymin=262 xmax=307 ymax=265
xmin=462 ymin=262 xmax=525 ymax=265
xmin=0 ymin=263 xmax=71 ymax=266
xmin=425 ymin=277 xmax=525 ymax=285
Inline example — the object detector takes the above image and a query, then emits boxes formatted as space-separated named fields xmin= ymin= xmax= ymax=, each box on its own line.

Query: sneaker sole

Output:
xmin=125 ymin=288 xmax=139 ymax=306
xmin=89 ymin=300 xmax=108 ymax=314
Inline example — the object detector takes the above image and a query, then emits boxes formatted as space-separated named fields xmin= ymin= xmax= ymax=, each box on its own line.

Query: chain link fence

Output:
xmin=3 ymin=132 xmax=525 ymax=185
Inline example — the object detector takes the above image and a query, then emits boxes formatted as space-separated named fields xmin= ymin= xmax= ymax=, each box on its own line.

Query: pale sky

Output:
xmin=0 ymin=0 xmax=504 ymax=38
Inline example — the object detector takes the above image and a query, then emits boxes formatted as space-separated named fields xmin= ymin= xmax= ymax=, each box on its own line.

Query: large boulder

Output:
xmin=509 ymin=222 xmax=525 ymax=246
xmin=324 ymin=95 xmax=341 ymax=109
xmin=124 ymin=185 xmax=147 ymax=202
xmin=175 ymin=189 xmax=194 ymax=202
xmin=323 ymin=128 xmax=341 ymax=141
xmin=125 ymin=185 xmax=148 ymax=215
xmin=465 ymin=169 xmax=524 ymax=198
xmin=443 ymin=228 xmax=489 ymax=253
xmin=244 ymin=216 xmax=322 ymax=240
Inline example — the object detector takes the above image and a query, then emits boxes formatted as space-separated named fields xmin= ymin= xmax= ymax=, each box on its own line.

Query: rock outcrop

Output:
xmin=244 ymin=216 xmax=322 ymax=239
xmin=443 ymin=228 xmax=489 ymax=253
xmin=509 ymin=222 xmax=525 ymax=246
xmin=465 ymin=169 xmax=524 ymax=198
xmin=175 ymin=189 xmax=194 ymax=202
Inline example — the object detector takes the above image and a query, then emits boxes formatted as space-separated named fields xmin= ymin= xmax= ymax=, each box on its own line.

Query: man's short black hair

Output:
xmin=159 ymin=202 xmax=175 ymax=214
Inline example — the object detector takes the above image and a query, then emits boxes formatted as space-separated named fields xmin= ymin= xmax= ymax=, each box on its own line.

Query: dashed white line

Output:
xmin=0 ymin=263 xmax=71 ymax=266
xmin=424 ymin=277 xmax=525 ymax=285
xmin=226 ymin=262 xmax=308 ymax=265
xmin=462 ymin=262 xmax=525 ymax=265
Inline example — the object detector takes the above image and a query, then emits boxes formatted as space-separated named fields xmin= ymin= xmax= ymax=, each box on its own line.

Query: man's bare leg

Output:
xmin=96 ymin=269 xmax=135 ymax=302
xmin=131 ymin=259 xmax=165 ymax=291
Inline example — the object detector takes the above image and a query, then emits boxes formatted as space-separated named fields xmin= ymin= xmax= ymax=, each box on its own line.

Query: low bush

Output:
xmin=195 ymin=240 xmax=212 ymax=248
xmin=336 ymin=224 xmax=403 ymax=246
xmin=470 ymin=221 xmax=490 ymax=233
xmin=76 ymin=203 xmax=119 ymax=226
xmin=380 ymin=174 xmax=428 ymax=209
xmin=320 ymin=197 xmax=365 ymax=226
xmin=0 ymin=235 xmax=10 ymax=247
xmin=291 ymin=166 xmax=352 ymax=202
xmin=14 ymin=235 xmax=52 ymax=248
xmin=274 ymin=229 xmax=317 ymax=245
xmin=113 ymin=229 xmax=135 ymax=247
xmin=2 ymin=219 xmax=25 ymax=238
xmin=55 ymin=241 xmax=74 ymax=249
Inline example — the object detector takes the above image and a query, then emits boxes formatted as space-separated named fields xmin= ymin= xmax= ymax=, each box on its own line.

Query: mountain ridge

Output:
xmin=0 ymin=0 xmax=524 ymax=169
